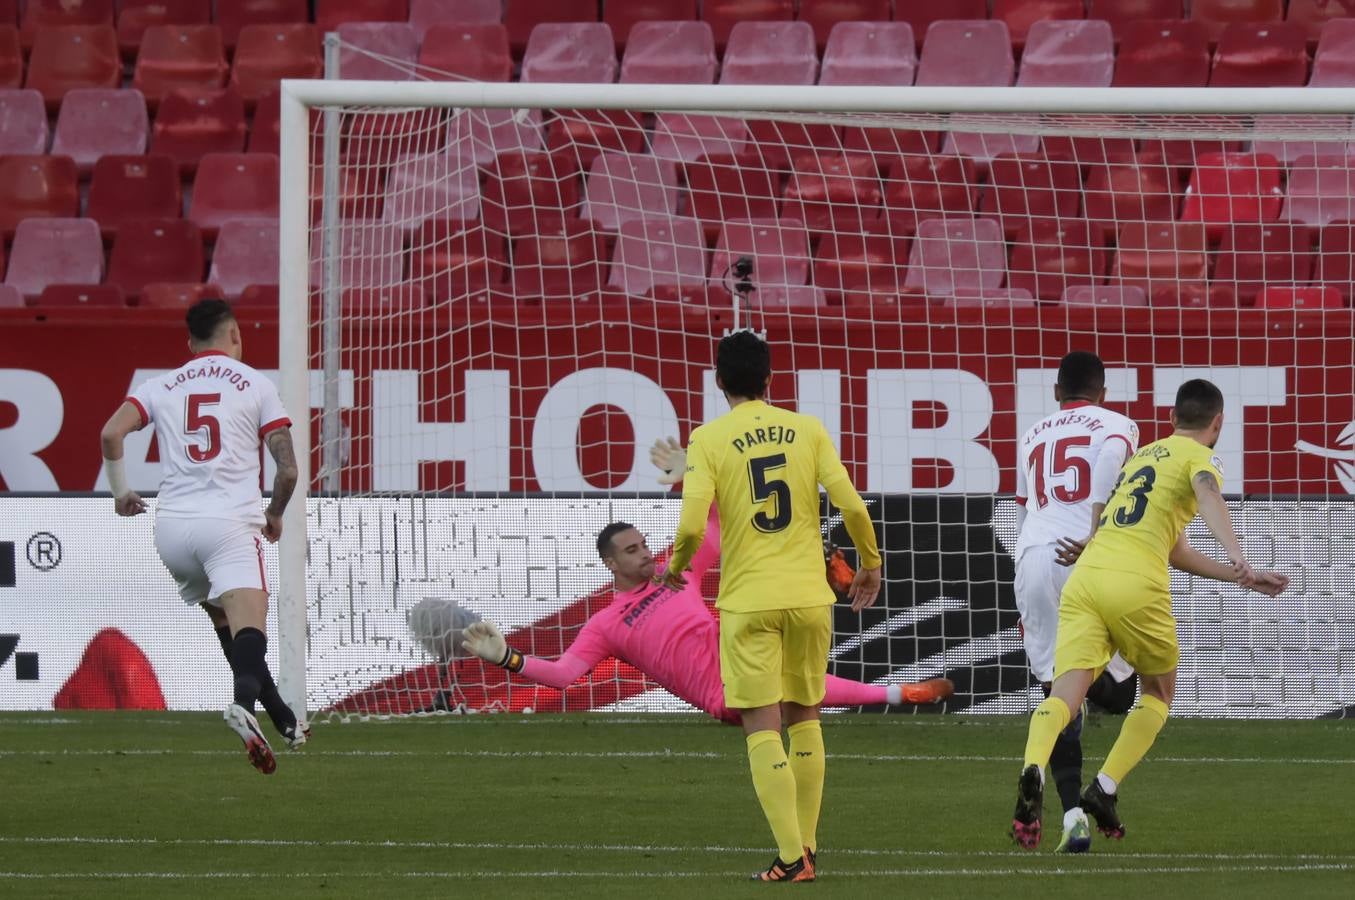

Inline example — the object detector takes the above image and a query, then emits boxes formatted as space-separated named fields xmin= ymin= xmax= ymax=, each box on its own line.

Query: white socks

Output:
xmin=885 ymin=685 xmax=903 ymax=705
xmin=1096 ymin=772 xmax=1118 ymax=795
xmin=1063 ymin=807 xmax=1086 ymax=828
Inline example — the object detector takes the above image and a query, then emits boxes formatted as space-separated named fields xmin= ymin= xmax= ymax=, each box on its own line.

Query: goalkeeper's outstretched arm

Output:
xmin=462 ymin=620 xmax=610 ymax=689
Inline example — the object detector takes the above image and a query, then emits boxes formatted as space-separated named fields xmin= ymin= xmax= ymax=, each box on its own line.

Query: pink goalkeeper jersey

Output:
xmin=519 ymin=513 xmax=733 ymax=721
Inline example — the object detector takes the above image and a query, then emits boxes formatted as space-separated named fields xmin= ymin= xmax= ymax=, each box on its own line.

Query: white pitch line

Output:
xmin=6 ymin=836 xmax=1355 ymax=863
xmin=3 ymin=748 xmax=1353 ymax=765
xmin=0 ymin=864 xmax=1349 ymax=879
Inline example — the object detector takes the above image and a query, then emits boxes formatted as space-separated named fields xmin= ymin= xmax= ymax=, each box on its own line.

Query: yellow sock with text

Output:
xmin=1101 ymin=694 xmax=1169 ymax=786
xmin=1023 ymin=697 xmax=1072 ymax=771
xmin=746 ymin=730 xmax=803 ymax=864
xmin=787 ymin=720 xmax=825 ymax=855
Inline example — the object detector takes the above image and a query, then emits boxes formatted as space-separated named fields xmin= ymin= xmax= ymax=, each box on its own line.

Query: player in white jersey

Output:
xmin=1012 ymin=351 xmax=1139 ymax=852
xmin=99 ymin=300 xmax=303 ymax=774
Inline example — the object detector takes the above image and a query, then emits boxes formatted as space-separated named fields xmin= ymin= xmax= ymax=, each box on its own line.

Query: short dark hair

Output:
xmin=1057 ymin=351 xmax=1105 ymax=398
xmin=716 ymin=330 xmax=771 ymax=399
xmin=597 ymin=522 xmax=635 ymax=559
xmin=1174 ymin=379 xmax=1224 ymax=429
xmin=185 ymin=298 xmax=235 ymax=343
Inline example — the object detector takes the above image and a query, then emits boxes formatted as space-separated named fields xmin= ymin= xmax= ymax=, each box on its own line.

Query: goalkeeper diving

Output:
xmin=454 ymin=439 xmax=952 ymax=721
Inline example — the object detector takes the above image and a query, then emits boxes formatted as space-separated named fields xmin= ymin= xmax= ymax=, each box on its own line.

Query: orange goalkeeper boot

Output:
xmin=751 ymin=855 xmax=814 ymax=883
xmin=901 ymin=678 xmax=956 ymax=705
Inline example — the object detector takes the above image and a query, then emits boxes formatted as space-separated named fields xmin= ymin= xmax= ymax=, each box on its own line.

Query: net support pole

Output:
xmin=319 ymin=33 xmax=343 ymax=493
xmin=277 ymin=82 xmax=314 ymax=721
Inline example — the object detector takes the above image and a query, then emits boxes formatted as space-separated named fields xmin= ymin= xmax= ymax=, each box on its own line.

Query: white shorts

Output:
xmin=1015 ymin=544 xmax=1133 ymax=684
xmin=154 ymin=516 xmax=268 ymax=607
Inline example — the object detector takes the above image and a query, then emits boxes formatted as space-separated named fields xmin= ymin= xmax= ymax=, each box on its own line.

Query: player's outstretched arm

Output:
xmin=99 ymin=401 xmax=147 ymax=517
xmin=462 ymin=619 xmax=605 ymax=688
xmin=261 ymin=428 xmax=299 ymax=543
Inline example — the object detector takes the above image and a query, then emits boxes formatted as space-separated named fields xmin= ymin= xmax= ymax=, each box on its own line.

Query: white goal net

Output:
xmin=277 ymin=81 xmax=1355 ymax=721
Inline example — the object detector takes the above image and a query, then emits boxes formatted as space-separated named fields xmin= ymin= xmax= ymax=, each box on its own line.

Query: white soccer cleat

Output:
xmin=1055 ymin=807 xmax=1093 ymax=853
xmin=284 ymin=721 xmax=311 ymax=750
xmin=225 ymin=703 xmax=277 ymax=775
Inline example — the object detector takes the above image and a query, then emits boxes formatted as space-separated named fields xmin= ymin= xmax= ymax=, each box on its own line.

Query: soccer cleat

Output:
xmin=803 ymin=846 xmax=816 ymax=878
xmin=750 ymin=855 xmax=814 ymax=883
xmin=225 ymin=703 xmax=276 ymax=775
xmin=1055 ymin=807 xmax=1093 ymax=853
xmin=1080 ymin=780 xmax=1126 ymax=840
xmin=1011 ymin=764 xmax=1044 ymax=849
xmin=283 ymin=721 xmax=311 ymax=750
xmin=901 ymin=678 xmax=955 ymax=705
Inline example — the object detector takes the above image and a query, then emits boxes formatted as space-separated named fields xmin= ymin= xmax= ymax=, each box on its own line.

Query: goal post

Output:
xmin=278 ymin=80 xmax=1355 ymax=722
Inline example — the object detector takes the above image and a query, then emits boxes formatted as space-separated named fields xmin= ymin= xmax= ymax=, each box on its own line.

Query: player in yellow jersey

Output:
xmin=1010 ymin=379 xmax=1289 ymax=849
xmin=661 ymin=330 xmax=882 ymax=883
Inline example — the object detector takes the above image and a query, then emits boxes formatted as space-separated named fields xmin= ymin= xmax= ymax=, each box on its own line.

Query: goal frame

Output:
xmin=276 ymin=81 xmax=1354 ymax=719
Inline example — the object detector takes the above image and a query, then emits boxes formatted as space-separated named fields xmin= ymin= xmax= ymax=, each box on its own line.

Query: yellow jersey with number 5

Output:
xmin=1077 ymin=434 xmax=1226 ymax=589
xmin=675 ymin=400 xmax=879 ymax=613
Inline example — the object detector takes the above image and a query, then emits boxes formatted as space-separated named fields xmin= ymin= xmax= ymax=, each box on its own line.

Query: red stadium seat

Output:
xmin=419 ymin=23 xmax=511 ymax=81
xmin=0 ymin=89 xmax=49 ymax=155
xmin=1087 ymin=1 xmax=1184 ymax=37
xmin=702 ymin=0 xmax=793 ymax=51
xmin=1288 ymin=0 xmax=1355 ymax=44
xmin=1254 ymin=285 xmax=1345 ymax=308
xmin=651 ymin=114 xmax=749 ymax=164
xmin=606 ymin=2 xmax=698 ymax=49
xmin=481 ymin=149 xmax=581 ymax=237
xmin=1209 ymin=22 xmax=1309 ymax=86
xmin=1283 ymin=156 xmax=1355 ymax=227
xmin=0 ymin=284 xmax=23 ymax=307
xmin=307 ymin=159 xmax=387 ymax=221
xmin=1310 ymin=18 xmax=1355 ymax=85
xmin=798 ymin=0 xmax=891 ymax=50
xmin=51 ymin=89 xmax=148 ymax=172
xmin=408 ymin=0 xmax=501 ymax=42
xmin=141 ymin=282 xmax=221 ymax=308
xmin=133 ymin=24 xmax=228 ymax=100
xmin=316 ymin=0 xmax=408 ymax=32
xmin=1213 ymin=223 xmax=1315 ymax=306
xmin=106 ymin=218 xmax=203 ymax=297
xmin=1083 ymin=153 xmax=1180 ymax=237
xmin=521 ymin=22 xmax=617 ymax=83
xmin=504 ymin=0 xmax=599 ymax=53
xmin=1018 ymin=20 xmax=1114 ymax=87
xmin=25 ymin=25 xmax=120 ymax=111
xmin=1062 ymin=285 xmax=1150 ymax=307
xmin=711 ymin=217 xmax=818 ymax=307
xmin=0 ymin=26 xmax=19 ymax=88
xmin=116 ymin=1 xmax=211 ymax=57
xmin=607 ymin=216 xmax=707 ymax=300
xmin=903 ymin=217 xmax=1007 ymax=298
xmin=917 ymin=21 xmax=1026 ymax=161
xmin=248 ymin=89 xmax=280 ymax=155
xmin=189 ymin=153 xmax=279 ymax=236
xmin=382 ymin=151 xmax=481 ymax=233
xmin=86 ymin=155 xmax=181 ymax=236
xmin=812 ymin=224 xmax=911 ymax=302
xmin=236 ymin=283 xmax=278 ymax=307
xmin=1008 ymin=218 xmax=1108 ymax=302
xmin=408 ymin=218 xmax=507 ymax=301
xmin=5 ymin=217 xmax=103 ymax=297
xmin=446 ymin=106 xmax=544 ymax=167
xmin=36 ymin=283 xmax=124 ymax=307
xmin=722 ymin=20 xmax=818 ymax=85
xmin=216 ymin=0 xmax=307 ymax=49
xmin=230 ymin=24 xmax=322 ymax=105
xmin=513 ymin=219 xmax=608 ymax=300
xmin=894 ymin=0 xmax=987 ymax=49
xmin=336 ymin=22 xmax=418 ymax=81
xmin=620 ymin=21 xmax=716 ymax=84
xmin=208 ymin=219 xmax=278 ymax=298
xmin=1317 ymin=221 xmax=1355 ymax=301
xmin=1114 ymin=20 xmax=1210 ymax=86
xmin=0 ymin=155 xmax=78 ymax=235
xmin=1112 ymin=221 xmax=1210 ymax=304
xmin=151 ymin=87 xmax=248 ymax=173
xmin=819 ymin=22 xmax=916 ymax=86
xmin=582 ymin=152 xmax=679 ymax=231
xmin=977 ymin=153 xmax=1083 ymax=238
xmin=781 ymin=152 xmax=883 ymax=233
xmin=882 ymin=153 xmax=979 ymax=234
xmin=993 ymin=0 xmax=1085 ymax=49
xmin=1180 ymin=152 xmax=1284 ymax=232
xmin=681 ymin=151 xmax=779 ymax=239
xmin=945 ymin=287 xmax=1036 ymax=308
xmin=310 ymin=219 xmax=405 ymax=290
xmin=20 ymin=0 xmax=114 ymax=48
xmin=1191 ymin=0 xmax=1284 ymax=42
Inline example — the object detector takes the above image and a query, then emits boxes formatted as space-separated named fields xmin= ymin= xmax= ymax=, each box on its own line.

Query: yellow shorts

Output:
xmin=1055 ymin=568 xmax=1180 ymax=677
xmin=719 ymin=605 xmax=832 ymax=709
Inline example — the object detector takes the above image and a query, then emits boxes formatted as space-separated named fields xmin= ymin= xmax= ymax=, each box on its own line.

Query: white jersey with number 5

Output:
xmin=127 ymin=350 xmax=291 ymax=525
xmin=1014 ymin=402 xmax=1139 ymax=560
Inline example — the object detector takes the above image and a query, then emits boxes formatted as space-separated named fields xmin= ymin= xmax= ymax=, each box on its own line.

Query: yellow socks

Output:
xmin=746 ymin=730 xmax=803 ymax=863
xmin=787 ymin=720 xmax=825 ymax=855
xmin=1101 ymin=694 xmax=1169 ymax=785
xmin=1023 ymin=696 xmax=1072 ymax=770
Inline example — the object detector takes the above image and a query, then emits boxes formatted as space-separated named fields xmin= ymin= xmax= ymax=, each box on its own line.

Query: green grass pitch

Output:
xmin=1 ymin=711 xmax=1352 ymax=898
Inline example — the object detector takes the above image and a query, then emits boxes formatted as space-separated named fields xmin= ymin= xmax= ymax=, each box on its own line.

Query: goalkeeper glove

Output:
xmin=460 ymin=620 xmax=525 ymax=673
xmin=826 ymin=546 xmax=856 ymax=594
xmin=650 ymin=437 xmax=686 ymax=485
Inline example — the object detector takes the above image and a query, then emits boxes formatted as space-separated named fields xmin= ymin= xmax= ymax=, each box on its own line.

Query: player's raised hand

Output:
xmin=650 ymin=437 xmax=686 ymax=485
xmin=658 ymin=564 xmax=688 ymax=590
xmin=262 ymin=510 xmax=283 ymax=543
xmin=114 ymin=491 xmax=147 ymax=517
xmin=461 ymin=620 xmax=508 ymax=664
xmin=847 ymin=565 xmax=882 ymax=612
xmin=1054 ymin=535 xmax=1087 ymax=567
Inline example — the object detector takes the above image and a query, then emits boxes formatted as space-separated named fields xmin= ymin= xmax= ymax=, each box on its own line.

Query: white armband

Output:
xmin=104 ymin=455 xmax=130 ymax=499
